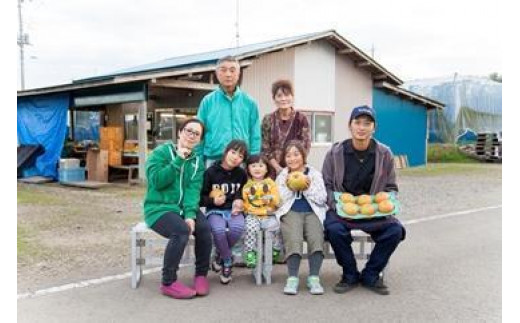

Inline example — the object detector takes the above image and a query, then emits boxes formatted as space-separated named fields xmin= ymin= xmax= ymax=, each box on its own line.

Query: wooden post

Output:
xmin=138 ymin=100 xmax=148 ymax=181
xmin=70 ymin=109 xmax=75 ymax=140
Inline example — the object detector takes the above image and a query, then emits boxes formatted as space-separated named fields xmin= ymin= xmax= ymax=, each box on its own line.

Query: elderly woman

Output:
xmin=143 ymin=118 xmax=212 ymax=299
xmin=261 ymin=79 xmax=311 ymax=177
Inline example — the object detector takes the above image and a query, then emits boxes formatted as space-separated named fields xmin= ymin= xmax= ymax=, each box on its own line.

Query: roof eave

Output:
xmin=232 ymin=30 xmax=403 ymax=86
xmin=375 ymin=81 xmax=445 ymax=110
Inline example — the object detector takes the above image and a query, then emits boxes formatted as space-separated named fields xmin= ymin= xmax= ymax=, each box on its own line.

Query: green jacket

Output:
xmin=196 ymin=86 xmax=261 ymax=160
xmin=143 ymin=142 xmax=204 ymax=227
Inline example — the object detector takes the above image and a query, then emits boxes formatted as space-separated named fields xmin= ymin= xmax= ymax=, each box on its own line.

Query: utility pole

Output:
xmin=235 ymin=0 xmax=240 ymax=47
xmin=371 ymin=44 xmax=375 ymax=59
xmin=17 ymin=0 xmax=30 ymax=90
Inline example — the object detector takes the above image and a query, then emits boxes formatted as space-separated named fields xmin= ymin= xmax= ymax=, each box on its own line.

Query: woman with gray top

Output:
xmin=275 ymin=140 xmax=328 ymax=295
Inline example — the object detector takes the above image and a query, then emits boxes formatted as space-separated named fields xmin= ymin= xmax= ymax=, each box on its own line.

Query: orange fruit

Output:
xmin=378 ymin=200 xmax=395 ymax=213
xmin=374 ymin=192 xmax=390 ymax=203
xmin=342 ymin=202 xmax=359 ymax=215
xmin=357 ymin=194 xmax=372 ymax=205
xmin=360 ymin=204 xmax=376 ymax=216
xmin=340 ymin=193 xmax=356 ymax=204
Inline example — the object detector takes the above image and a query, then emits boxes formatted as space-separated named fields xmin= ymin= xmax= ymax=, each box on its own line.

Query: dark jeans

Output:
xmin=151 ymin=211 xmax=212 ymax=285
xmin=324 ymin=210 xmax=404 ymax=286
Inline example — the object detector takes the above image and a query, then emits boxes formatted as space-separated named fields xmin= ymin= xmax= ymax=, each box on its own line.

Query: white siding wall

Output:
xmin=241 ymin=48 xmax=295 ymax=117
xmin=294 ymin=40 xmax=336 ymax=112
xmin=334 ymin=54 xmax=373 ymax=142
xmin=293 ymin=40 xmax=337 ymax=169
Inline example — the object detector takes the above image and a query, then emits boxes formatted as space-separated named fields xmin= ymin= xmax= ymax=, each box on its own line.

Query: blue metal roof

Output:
xmin=74 ymin=30 xmax=331 ymax=84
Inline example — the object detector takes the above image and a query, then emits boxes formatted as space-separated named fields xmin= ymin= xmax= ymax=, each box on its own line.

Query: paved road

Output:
xmin=18 ymin=206 xmax=501 ymax=322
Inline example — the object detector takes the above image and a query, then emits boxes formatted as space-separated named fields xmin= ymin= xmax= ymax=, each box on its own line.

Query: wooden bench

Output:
xmin=110 ymin=165 xmax=139 ymax=185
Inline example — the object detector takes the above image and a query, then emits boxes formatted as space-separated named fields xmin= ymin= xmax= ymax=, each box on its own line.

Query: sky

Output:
xmin=16 ymin=0 xmax=502 ymax=90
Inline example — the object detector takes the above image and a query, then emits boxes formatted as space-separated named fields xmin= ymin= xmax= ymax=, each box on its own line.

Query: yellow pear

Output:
xmin=374 ymin=192 xmax=390 ymax=203
xmin=342 ymin=202 xmax=359 ymax=215
xmin=287 ymin=171 xmax=308 ymax=191
xmin=357 ymin=194 xmax=372 ymax=205
xmin=209 ymin=188 xmax=225 ymax=199
xmin=340 ymin=193 xmax=356 ymax=204
xmin=378 ymin=200 xmax=395 ymax=213
xmin=360 ymin=204 xmax=376 ymax=216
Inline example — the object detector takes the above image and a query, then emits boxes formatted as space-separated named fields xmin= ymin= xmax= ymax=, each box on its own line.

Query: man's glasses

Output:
xmin=183 ymin=128 xmax=201 ymax=138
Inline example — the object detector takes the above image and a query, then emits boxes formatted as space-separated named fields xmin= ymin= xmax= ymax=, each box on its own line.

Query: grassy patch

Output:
xmin=17 ymin=186 xmax=60 ymax=205
xmin=427 ymin=144 xmax=478 ymax=163
xmin=17 ymin=225 xmax=39 ymax=261
xmin=398 ymin=163 xmax=499 ymax=176
xmin=110 ymin=186 xmax=146 ymax=199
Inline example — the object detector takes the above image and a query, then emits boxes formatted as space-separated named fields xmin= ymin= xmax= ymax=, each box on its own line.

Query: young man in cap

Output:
xmin=321 ymin=105 xmax=406 ymax=295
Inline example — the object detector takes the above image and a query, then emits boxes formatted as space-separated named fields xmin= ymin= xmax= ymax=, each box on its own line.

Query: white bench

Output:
xmin=130 ymin=222 xmax=195 ymax=289
xmin=255 ymin=229 xmax=381 ymax=285
xmin=131 ymin=222 xmax=383 ymax=288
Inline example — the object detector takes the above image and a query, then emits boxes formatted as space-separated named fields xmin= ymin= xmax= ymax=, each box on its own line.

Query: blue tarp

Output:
xmin=404 ymin=76 xmax=502 ymax=143
xmin=17 ymin=93 xmax=70 ymax=179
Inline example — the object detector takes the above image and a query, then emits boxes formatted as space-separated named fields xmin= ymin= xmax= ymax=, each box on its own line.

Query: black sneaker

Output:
xmin=219 ymin=265 xmax=232 ymax=284
xmin=362 ymin=278 xmax=389 ymax=295
xmin=211 ymin=257 xmax=222 ymax=273
xmin=333 ymin=279 xmax=359 ymax=294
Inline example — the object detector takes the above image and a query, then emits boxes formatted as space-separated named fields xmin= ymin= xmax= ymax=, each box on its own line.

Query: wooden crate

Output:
xmin=86 ymin=148 xmax=109 ymax=182
xmin=100 ymin=127 xmax=123 ymax=151
xmin=108 ymin=150 xmax=122 ymax=166
xmin=393 ymin=155 xmax=409 ymax=169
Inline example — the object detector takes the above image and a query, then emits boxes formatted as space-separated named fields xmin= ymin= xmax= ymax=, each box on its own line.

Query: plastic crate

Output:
xmin=58 ymin=167 xmax=85 ymax=183
xmin=59 ymin=158 xmax=80 ymax=169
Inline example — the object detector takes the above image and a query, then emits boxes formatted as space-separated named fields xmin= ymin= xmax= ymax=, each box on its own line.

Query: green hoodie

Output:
xmin=196 ymin=86 xmax=261 ymax=160
xmin=143 ymin=142 xmax=204 ymax=227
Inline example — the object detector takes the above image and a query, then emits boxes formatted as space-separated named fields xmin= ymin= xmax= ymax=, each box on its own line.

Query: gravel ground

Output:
xmin=396 ymin=163 xmax=501 ymax=222
xmin=17 ymin=163 xmax=502 ymax=294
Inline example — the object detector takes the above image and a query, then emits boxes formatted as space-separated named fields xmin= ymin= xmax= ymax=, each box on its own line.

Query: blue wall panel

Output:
xmin=372 ymin=89 xmax=427 ymax=167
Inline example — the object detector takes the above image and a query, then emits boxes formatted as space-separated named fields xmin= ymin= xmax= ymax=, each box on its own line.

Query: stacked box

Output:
xmin=86 ymin=148 xmax=109 ymax=182
xmin=108 ymin=151 xmax=122 ymax=166
xmin=123 ymin=141 xmax=139 ymax=153
xmin=59 ymin=167 xmax=86 ymax=183
xmin=100 ymin=127 xmax=123 ymax=166
xmin=59 ymin=158 xmax=80 ymax=169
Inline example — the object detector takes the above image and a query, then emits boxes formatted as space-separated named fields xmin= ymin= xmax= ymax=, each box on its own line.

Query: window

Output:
xmin=155 ymin=111 xmax=174 ymax=141
xmin=302 ymin=112 xmax=334 ymax=144
xmin=124 ymin=114 xmax=139 ymax=141
xmin=73 ymin=110 xmax=101 ymax=141
xmin=314 ymin=114 xmax=333 ymax=143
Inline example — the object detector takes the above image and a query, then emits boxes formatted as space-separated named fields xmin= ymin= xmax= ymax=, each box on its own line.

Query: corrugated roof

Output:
xmin=19 ymin=29 xmax=404 ymax=96
xmin=75 ymin=30 xmax=329 ymax=84
xmin=75 ymin=29 xmax=402 ymax=85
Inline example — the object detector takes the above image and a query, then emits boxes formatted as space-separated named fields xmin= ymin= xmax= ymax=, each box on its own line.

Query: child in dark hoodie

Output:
xmin=201 ymin=140 xmax=248 ymax=284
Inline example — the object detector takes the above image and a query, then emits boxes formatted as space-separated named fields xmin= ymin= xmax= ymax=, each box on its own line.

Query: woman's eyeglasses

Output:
xmin=183 ymin=128 xmax=201 ymax=138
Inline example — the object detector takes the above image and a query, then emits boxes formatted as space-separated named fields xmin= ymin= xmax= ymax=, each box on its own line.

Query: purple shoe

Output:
xmin=193 ymin=275 xmax=210 ymax=296
xmin=160 ymin=281 xmax=196 ymax=299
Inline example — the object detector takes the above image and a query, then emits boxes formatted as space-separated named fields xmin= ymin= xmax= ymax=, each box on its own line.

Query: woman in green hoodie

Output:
xmin=143 ymin=118 xmax=212 ymax=299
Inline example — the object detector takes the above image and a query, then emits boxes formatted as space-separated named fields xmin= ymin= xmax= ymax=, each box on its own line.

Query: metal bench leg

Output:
xmin=263 ymin=229 xmax=273 ymax=285
xmin=131 ymin=229 xmax=140 ymax=289
xmin=254 ymin=230 xmax=263 ymax=285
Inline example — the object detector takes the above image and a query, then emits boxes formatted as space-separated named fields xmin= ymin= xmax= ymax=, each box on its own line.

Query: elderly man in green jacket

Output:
xmin=197 ymin=56 xmax=261 ymax=168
